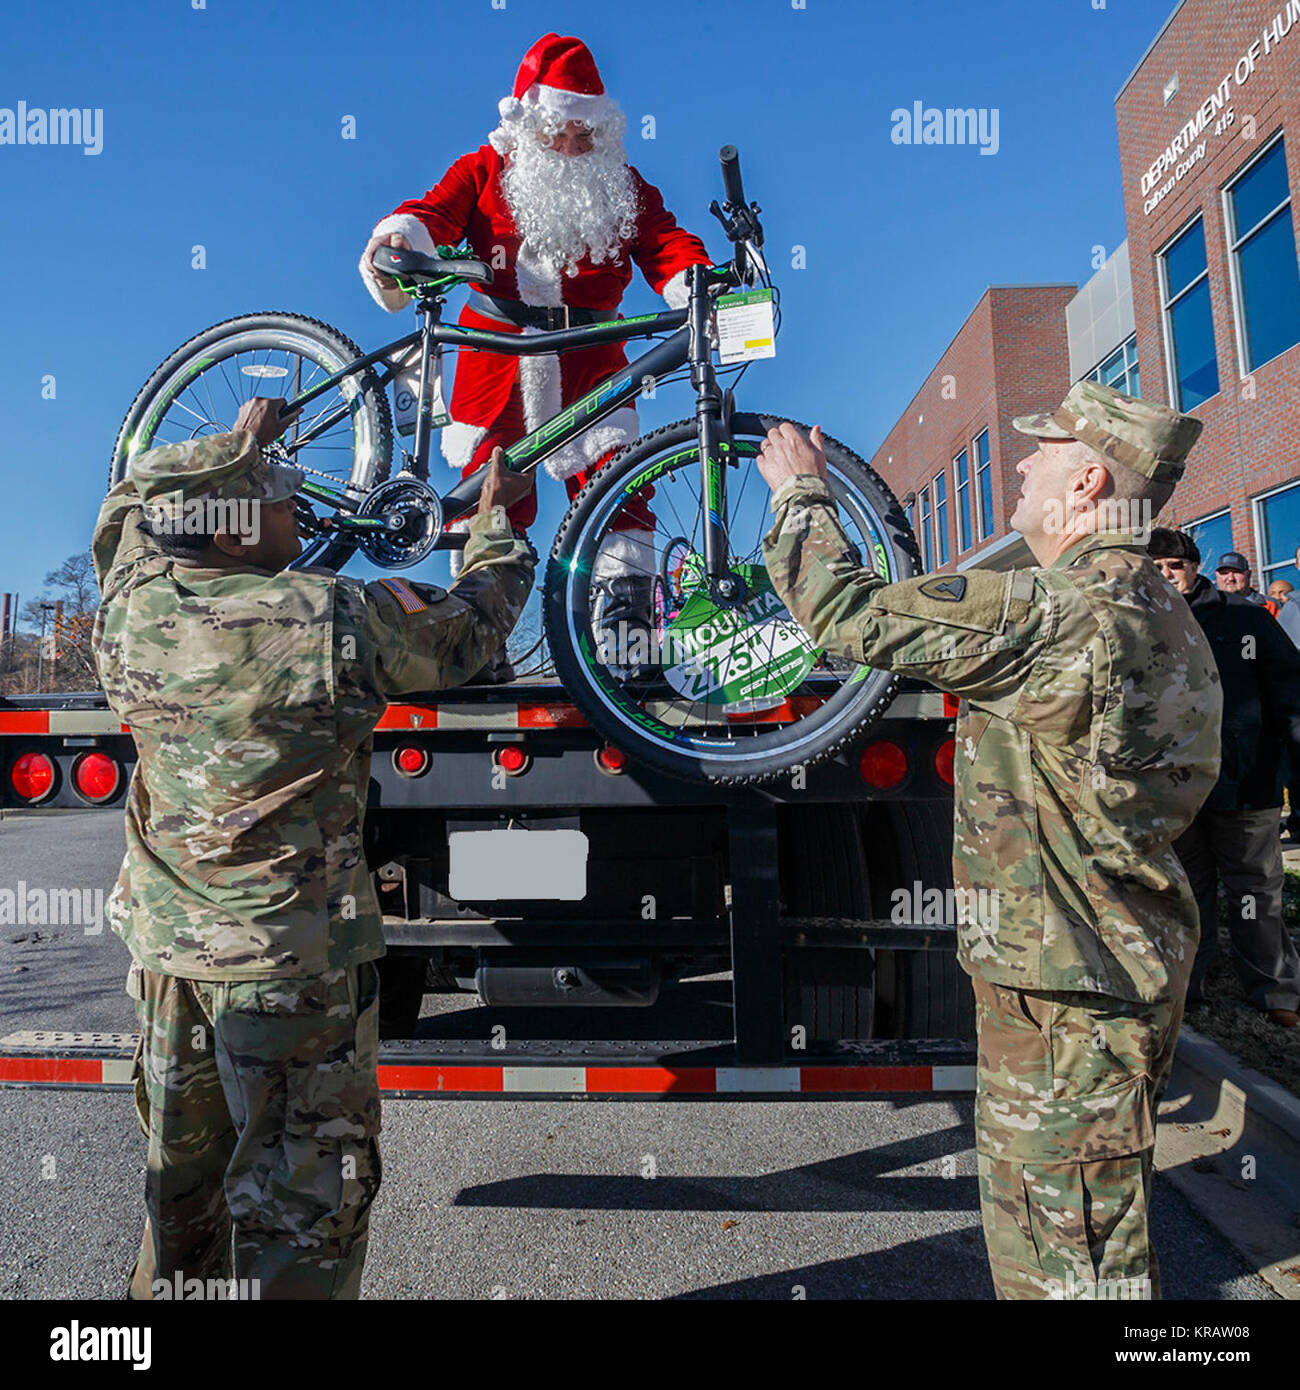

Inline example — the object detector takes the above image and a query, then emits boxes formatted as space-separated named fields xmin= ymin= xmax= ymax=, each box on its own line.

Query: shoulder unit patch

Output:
xmin=919 ymin=575 xmax=967 ymax=603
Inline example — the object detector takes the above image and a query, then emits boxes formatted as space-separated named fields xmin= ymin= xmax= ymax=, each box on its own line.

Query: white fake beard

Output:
xmin=501 ymin=126 xmax=638 ymax=277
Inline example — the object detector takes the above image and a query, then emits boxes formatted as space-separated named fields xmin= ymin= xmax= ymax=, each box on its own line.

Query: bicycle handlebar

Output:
xmin=719 ymin=144 xmax=746 ymax=210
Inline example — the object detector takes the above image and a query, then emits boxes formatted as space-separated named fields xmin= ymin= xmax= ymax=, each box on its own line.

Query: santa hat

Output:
xmin=490 ymin=33 xmax=620 ymax=151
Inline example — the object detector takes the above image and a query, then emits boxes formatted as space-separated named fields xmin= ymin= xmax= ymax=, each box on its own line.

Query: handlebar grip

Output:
xmin=719 ymin=144 xmax=746 ymax=208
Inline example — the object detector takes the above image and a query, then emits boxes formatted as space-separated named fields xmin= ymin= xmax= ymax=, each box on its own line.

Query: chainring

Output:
xmin=355 ymin=474 xmax=444 ymax=569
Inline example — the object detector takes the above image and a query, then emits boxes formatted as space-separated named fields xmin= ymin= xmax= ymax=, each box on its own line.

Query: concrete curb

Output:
xmin=1157 ymin=1023 xmax=1300 ymax=1299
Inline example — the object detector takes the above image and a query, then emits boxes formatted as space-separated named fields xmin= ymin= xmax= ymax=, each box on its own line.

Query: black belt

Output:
xmin=477 ymin=295 xmax=618 ymax=331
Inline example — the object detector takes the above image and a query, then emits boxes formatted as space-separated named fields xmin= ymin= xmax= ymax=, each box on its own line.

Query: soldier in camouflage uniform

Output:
xmin=91 ymin=398 xmax=534 ymax=1299
xmin=757 ymin=381 xmax=1222 ymax=1300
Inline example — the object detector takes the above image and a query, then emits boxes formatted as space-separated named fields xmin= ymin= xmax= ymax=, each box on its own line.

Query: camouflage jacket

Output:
xmin=763 ymin=476 xmax=1222 ymax=1003
xmin=92 ymin=435 xmax=534 ymax=980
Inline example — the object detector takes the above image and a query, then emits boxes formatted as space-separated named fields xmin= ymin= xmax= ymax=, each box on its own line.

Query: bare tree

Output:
xmin=4 ymin=552 xmax=100 ymax=693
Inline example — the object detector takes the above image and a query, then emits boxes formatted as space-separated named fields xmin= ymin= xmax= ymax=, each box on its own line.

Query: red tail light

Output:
xmin=73 ymin=751 xmax=121 ymax=803
xmin=858 ymin=740 xmax=908 ymax=789
xmin=935 ymin=738 xmax=956 ymax=786
xmin=494 ymin=745 xmax=530 ymax=776
xmin=11 ymin=752 xmax=56 ymax=802
xmin=942 ymin=693 xmax=960 ymax=719
xmin=394 ymin=744 xmax=429 ymax=777
xmin=595 ymin=744 xmax=627 ymax=775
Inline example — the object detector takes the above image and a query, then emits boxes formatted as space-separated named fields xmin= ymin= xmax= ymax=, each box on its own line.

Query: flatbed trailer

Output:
xmin=0 ymin=679 xmax=975 ymax=1098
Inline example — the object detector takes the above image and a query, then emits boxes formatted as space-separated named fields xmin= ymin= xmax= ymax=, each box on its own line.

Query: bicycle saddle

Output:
xmin=372 ymin=246 xmax=494 ymax=287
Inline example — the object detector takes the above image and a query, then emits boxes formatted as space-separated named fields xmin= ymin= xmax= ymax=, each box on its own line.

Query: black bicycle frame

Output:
xmin=289 ymin=262 xmax=737 ymax=575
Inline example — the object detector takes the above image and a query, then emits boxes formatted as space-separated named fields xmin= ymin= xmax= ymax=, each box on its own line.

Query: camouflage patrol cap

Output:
xmin=1012 ymin=380 xmax=1203 ymax=484
xmin=132 ymin=429 xmax=304 ymax=524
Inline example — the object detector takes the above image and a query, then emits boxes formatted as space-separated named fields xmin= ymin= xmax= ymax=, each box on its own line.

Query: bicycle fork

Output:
xmin=689 ymin=263 xmax=736 ymax=595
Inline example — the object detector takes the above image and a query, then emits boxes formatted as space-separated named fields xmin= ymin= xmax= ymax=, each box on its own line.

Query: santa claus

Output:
xmin=360 ymin=32 xmax=712 ymax=681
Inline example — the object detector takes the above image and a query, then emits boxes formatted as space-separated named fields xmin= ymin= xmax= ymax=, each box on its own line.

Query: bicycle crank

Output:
xmin=347 ymin=474 xmax=445 ymax=569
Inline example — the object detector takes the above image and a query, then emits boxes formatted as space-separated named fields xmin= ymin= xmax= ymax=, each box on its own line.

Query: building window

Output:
xmin=933 ymin=471 xmax=950 ymax=567
xmin=1185 ymin=509 xmax=1233 ymax=578
xmin=1088 ymin=334 xmax=1140 ymax=397
xmin=1226 ymin=136 xmax=1300 ymax=373
xmin=954 ymin=450 xmax=972 ymax=552
xmin=1160 ymin=218 xmax=1219 ymax=410
xmin=974 ymin=429 xmax=994 ymax=540
xmin=1254 ymin=482 xmax=1300 ymax=590
xmin=918 ymin=486 xmax=932 ymax=572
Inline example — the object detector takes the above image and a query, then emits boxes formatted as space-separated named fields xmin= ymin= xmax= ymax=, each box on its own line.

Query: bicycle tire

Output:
xmin=110 ymin=312 xmax=394 ymax=572
xmin=544 ymin=413 xmax=919 ymax=784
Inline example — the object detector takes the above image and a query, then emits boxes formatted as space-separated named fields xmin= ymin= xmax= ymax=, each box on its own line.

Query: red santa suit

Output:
xmin=359 ymin=34 xmax=711 ymax=541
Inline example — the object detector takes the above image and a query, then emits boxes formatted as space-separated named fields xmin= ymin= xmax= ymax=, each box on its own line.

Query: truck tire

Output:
xmin=377 ymin=951 xmax=428 ymax=1040
xmin=779 ymin=804 xmax=875 ymax=1043
xmin=864 ymin=800 xmax=975 ymax=1040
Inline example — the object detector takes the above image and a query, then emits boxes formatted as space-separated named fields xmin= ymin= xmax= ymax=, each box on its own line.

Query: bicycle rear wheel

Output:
xmin=111 ymin=312 xmax=393 ymax=572
xmin=544 ymin=413 xmax=919 ymax=784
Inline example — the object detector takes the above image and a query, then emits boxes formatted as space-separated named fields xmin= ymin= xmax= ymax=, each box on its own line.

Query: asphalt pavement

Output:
xmin=0 ymin=809 xmax=1279 ymax=1300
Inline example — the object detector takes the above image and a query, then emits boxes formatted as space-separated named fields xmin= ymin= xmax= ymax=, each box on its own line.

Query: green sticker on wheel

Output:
xmin=660 ymin=563 xmax=818 ymax=706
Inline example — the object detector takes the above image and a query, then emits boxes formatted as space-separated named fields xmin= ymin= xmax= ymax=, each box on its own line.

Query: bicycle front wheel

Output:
xmin=111 ymin=312 xmax=394 ymax=572
xmin=544 ymin=413 xmax=919 ymax=784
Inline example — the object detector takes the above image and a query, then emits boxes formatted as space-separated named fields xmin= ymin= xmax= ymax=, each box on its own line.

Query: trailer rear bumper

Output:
xmin=0 ymin=1031 xmax=975 ymax=1100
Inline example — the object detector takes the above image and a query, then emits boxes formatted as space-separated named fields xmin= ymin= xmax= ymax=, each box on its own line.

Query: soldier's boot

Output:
xmin=599 ymin=574 xmax=658 ymax=684
xmin=465 ymin=644 xmax=517 ymax=685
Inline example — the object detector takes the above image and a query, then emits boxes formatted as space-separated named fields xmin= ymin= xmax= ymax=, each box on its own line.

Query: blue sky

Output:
xmin=0 ymin=0 xmax=1176 ymax=615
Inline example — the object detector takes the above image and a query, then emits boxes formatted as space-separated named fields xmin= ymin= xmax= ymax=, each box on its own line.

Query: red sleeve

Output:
xmin=388 ymin=148 xmax=488 ymax=248
xmin=628 ymin=169 xmax=712 ymax=294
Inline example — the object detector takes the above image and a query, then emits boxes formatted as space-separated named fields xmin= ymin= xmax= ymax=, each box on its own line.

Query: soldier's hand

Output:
xmin=234 ymin=397 xmax=288 ymax=448
xmin=478 ymin=448 xmax=533 ymax=515
xmin=365 ymin=231 xmax=412 ymax=290
xmin=757 ymin=422 xmax=829 ymax=492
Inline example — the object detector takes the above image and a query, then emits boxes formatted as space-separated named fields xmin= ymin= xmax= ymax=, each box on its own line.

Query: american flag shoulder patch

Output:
xmin=378 ymin=577 xmax=428 ymax=614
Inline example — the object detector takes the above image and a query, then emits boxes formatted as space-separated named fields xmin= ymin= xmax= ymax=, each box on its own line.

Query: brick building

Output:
xmin=1117 ymin=0 xmax=1300 ymax=588
xmin=868 ymin=286 xmax=1076 ymax=574
xmin=874 ymin=0 xmax=1300 ymax=586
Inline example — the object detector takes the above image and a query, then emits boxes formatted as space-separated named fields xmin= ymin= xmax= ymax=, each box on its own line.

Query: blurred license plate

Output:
xmin=448 ymin=829 xmax=588 ymax=902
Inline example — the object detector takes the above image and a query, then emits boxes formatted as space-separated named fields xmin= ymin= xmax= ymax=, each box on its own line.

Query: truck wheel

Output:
xmin=779 ymin=804 xmax=875 ymax=1043
xmin=865 ymin=800 xmax=975 ymax=1040
xmin=377 ymin=952 xmax=427 ymax=1040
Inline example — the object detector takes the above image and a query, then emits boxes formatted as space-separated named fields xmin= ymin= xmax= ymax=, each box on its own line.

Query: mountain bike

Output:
xmin=111 ymin=146 xmax=918 ymax=783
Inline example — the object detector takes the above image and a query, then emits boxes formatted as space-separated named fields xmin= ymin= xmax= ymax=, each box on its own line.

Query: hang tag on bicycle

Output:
xmin=715 ymin=288 xmax=776 ymax=365
xmin=391 ymin=344 xmax=451 ymax=437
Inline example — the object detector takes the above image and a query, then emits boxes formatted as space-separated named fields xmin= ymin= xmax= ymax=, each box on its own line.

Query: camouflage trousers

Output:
xmin=126 ymin=960 xmax=382 ymax=1300
xmin=972 ymin=978 xmax=1183 ymax=1301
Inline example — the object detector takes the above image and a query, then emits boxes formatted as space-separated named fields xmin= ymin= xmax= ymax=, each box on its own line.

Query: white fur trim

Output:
xmin=516 ymin=326 xmax=565 ymax=478
xmin=490 ymin=90 xmax=623 ymax=153
xmin=514 ymin=243 xmax=564 ymax=307
xmin=526 ymin=83 xmax=615 ymax=127
xmin=440 ymin=420 xmax=489 ymax=471
xmin=592 ymin=527 xmax=657 ymax=583
xmin=544 ymin=406 xmax=639 ymax=482
xmin=359 ymin=214 xmax=438 ymax=312
xmin=661 ymin=267 xmax=691 ymax=310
